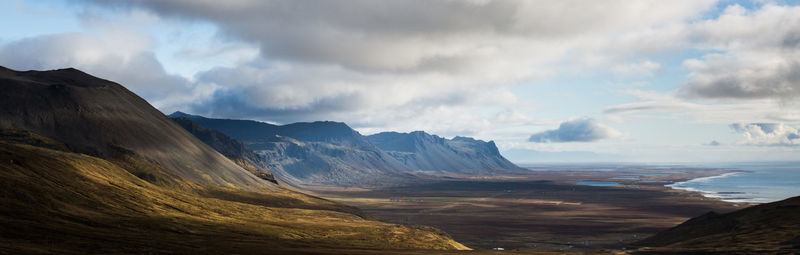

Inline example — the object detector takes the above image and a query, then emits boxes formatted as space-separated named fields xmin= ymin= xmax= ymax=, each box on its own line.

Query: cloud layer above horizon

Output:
xmin=1 ymin=0 xmax=799 ymax=162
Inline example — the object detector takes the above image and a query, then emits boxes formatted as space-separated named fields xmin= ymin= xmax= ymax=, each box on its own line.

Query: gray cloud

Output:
xmin=71 ymin=0 xmax=719 ymax=134
xmin=0 ymin=32 xmax=192 ymax=110
xmin=682 ymin=57 xmax=800 ymax=100
xmin=680 ymin=4 xmax=800 ymax=100
xmin=603 ymin=101 xmax=696 ymax=114
xmin=529 ymin=118 xmax=621 ymax=143
xmin=730 ymin=123 xmax=800 ymax=146
xmin=706 ymin=140 xmax=721 ymax=146
xmin=81 ymin=0 xmax=715 ymax=72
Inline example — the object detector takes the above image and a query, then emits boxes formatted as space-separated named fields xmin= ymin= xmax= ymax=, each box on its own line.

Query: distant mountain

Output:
xmin=171 ymin=117 xmax=276 ymax=184
xmin=366 ymin=131 xmax=521 ymax=174
xmin=0 ymin=66 xmax=272 ymax=190
xmin=169 ymin=112 xmax=412 ymax=186
xmin=635 ymin=195 xmax=800 ymax=253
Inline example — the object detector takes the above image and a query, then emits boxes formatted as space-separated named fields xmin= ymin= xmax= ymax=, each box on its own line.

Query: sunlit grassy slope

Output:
xmin=0 ymin=131 xmax=467 ymax=254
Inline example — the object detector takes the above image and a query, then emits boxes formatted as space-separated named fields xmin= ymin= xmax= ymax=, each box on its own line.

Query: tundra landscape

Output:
xmin=2 ymin=1 xmax=800 ymax=254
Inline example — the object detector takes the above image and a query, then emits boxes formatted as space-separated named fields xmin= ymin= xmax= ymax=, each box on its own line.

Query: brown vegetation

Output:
xmin=0 ymin=132 xmax=467 ymax=254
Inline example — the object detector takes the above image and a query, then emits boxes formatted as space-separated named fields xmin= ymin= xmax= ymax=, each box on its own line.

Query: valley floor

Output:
xmin=311 ymin=167 xmax=745 ymax=253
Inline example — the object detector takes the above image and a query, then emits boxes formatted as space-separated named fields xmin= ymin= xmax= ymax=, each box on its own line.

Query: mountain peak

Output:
xmin=367 ymin=131 xmax=519 ymax=173
xmin=169 ymin=111 xmax=203 ymax=119
xmin=0 ymin=66 xmax=115 ymax=89
xmin=1 ymin=67 xmax=273 ymax=189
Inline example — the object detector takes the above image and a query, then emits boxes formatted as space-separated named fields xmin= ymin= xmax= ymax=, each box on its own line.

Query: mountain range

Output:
xmin=169 ymin=112 xmax=413 ymax=186
xmin=367 ymin=131 xmax=521 ymax=174
xmin=169 ymin=112 xmax=521 ymax=186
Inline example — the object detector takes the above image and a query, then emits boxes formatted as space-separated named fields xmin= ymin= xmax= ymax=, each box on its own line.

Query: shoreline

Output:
xmin=664 ymin=170 xmax=766 ymax=204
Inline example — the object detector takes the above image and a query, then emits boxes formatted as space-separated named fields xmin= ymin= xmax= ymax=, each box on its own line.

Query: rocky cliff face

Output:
xmin=0 ymin=66 xmax=273 ymax=190
xmin=169 ymin=112 xmax=412 ymax=186
xmin=367 ymin=131 xmax=521 ymax=174
xmin=171 ymin=117 xmax=277 ymax=183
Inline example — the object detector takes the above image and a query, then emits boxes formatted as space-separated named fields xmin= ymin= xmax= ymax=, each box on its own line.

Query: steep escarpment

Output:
xmin=0 ymin=66 xmax=271 ymax=190
xmin=171 ymin=117 xmax=277 ymax=184
xmin=170 ymin=112 xmax=412 ymax=186
xmin=367 ymin=131 xmax=521 ymax=174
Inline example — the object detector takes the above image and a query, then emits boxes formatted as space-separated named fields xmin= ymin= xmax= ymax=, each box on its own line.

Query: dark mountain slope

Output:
xmin=0 ymin=66 xmax=468 ymax=253
xmin=0 ymin=131 xmax=467 ymax=254
xmin=0 ymin=66 xmax=270 ymax=190
xmin=171 ymin=117 xmax=277 ymax=184
xmin=367 ymin=131 xmax=521 ymax=174
xmin=634 ymin=196 xmax=800 ymax=253
xmin=169 ymin=112 xmax=412 ymax=186
xmin=171 ymin=111 xmax=381 ymax=149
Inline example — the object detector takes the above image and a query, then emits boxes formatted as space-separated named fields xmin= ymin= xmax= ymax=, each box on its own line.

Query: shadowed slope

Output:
xmin=171 ymin=117 xmax=277 ymax=184
xmin=169 ymin=112 xmax=413 ymax=187
xmin=0 ymin=133 xmax=467 ymax=254
xmin=0 ymin=66 xmax=469 ymax=253
xmin=634 ymin=196 xmax=800 ymax=254
xmin=0 ymin=66 xmax=270 ymax=190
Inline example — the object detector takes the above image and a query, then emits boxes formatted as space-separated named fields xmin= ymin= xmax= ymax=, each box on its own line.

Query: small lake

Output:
xmin=575 ymin=181 xmax=621 ymax=187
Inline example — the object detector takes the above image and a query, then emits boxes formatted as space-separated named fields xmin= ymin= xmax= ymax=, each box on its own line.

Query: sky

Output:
xmin=1 ymin=0 xmax=799 ymax=163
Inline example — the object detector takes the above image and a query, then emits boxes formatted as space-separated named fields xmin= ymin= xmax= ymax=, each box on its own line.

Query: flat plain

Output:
xmin=313 ymin=166 xmax=745 ymax=252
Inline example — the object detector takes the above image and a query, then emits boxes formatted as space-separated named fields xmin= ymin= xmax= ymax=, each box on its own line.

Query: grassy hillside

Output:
xmin=634 ymin=195 xmax=800 ymax=254
xmin=0 ymin=131 xmax=468 ymax=254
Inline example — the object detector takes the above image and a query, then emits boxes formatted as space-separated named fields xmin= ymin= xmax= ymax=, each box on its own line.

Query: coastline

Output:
xmin=664 ymin=170 xmax=765 ymax=204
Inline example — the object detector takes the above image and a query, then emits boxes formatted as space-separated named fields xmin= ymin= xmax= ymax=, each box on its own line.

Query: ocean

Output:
xmin=667 ymin=162 xmax=800 ymax=203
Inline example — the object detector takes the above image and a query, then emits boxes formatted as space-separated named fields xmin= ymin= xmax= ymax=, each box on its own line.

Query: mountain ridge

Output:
xmin=0 ymin=66 xmax=273 ymax=190
xmin=367 ymin=130 xmax=521 ymax=174
xmin=171 ymin=117 xmax=277 ymax=184
xmin=169 ymin=112 xmax=413 ymax=186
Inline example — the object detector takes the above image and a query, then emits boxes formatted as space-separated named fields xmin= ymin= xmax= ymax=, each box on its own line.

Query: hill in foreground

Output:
xmin=634 ymin=195 xmax=800 ymax=254
xmin=0 ymin=66 xmax=269 ymax=190
xmin=0 ymin=66 xmax=467 ymax=253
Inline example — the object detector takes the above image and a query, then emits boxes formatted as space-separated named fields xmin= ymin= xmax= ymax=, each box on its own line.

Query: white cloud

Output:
xmin=64 ymin=0 xmax=721 ymax=139
xmin=610 ymin=60 xmax=662 ymax=77
xmin=730 ymin=123 xmax=800 ymax=146
xmin=528 ymin=118 xmax=622 ymax=143
xmin=603 ymin=89 xmax=800 ymax=124
xmin=0 ymin=32 xmax=194 ymax=109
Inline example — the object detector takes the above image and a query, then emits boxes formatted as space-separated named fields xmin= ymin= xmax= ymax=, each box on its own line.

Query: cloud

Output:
xmin=680 ymin=4 xmax=800 ymax=101
xmin=603 ymin=89 xmax=800 ymax=124
xmin=0 ymin=32 xmax=197 ymax=111
xmin=706 ymin=140 xmax=721 ymax=146
xmin=528 ymin=118 xmax=621 ymax=143
xmin=68 ymin=0 xmax=719 ymax=138
xmin=81 ymin=0 xmax=716 ymax=72
xmin=730 ymin=123 xmax=800 ymax=146
xmin=610 ymin=60 xmax=661 ymax=77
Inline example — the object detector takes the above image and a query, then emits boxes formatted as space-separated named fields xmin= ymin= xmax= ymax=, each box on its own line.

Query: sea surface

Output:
xmin=667 ymin=162 xmax=800 ymax=203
